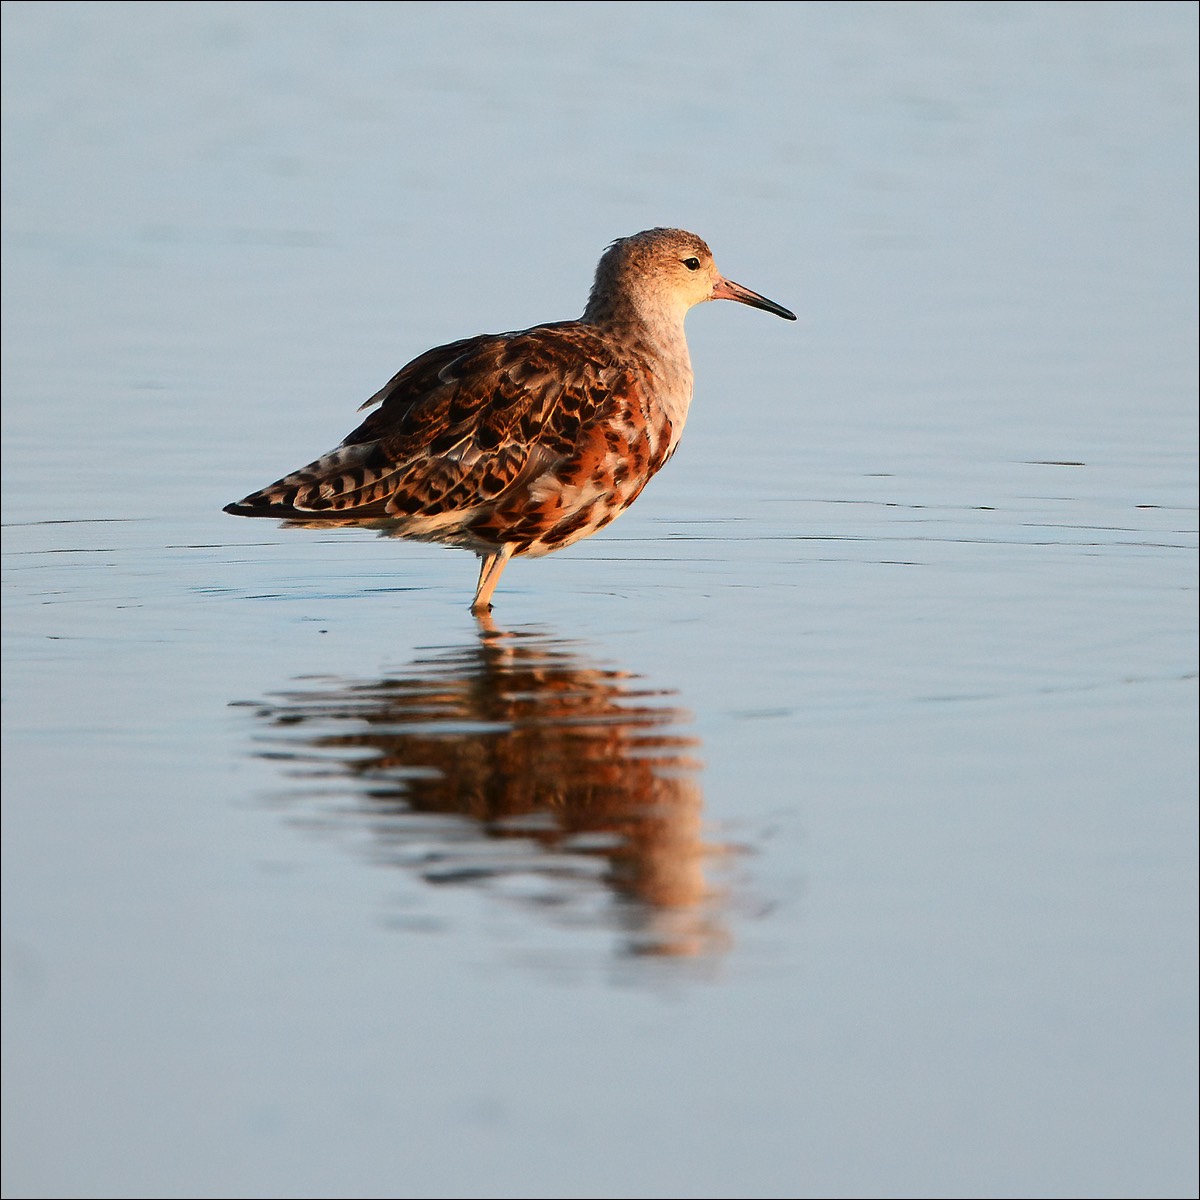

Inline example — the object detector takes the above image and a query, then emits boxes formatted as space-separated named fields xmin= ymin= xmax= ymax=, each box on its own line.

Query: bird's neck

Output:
xmin=582 ymin=293 xmax=693 ymax=379
xmin=581 ymin=296 xmax=694 ymax=452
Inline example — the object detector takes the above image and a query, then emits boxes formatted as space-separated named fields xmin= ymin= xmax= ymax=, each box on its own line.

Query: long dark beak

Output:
xmin=712 ymin=276 xmax=797 ymax=321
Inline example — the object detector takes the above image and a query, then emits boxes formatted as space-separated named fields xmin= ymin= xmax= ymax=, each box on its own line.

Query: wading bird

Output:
xmin=224 ymin=228 xmax=795 ymax=612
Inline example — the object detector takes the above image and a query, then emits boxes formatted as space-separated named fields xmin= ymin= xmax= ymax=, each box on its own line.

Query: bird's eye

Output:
xmin=682 ymin=257 xmax=701 ymax=271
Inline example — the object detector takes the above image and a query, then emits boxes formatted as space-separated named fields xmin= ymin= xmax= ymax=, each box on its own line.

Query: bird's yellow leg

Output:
xmin=471 ymin=544 xmax=513 ymax=613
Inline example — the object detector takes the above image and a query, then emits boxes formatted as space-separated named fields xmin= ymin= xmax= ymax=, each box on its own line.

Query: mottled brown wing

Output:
xmin=224 ymin=322 xmax=635 ymax=521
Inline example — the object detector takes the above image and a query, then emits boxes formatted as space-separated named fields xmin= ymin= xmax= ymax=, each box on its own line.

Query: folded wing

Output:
xmin=224 ymin=323 xmax=635 ymax=525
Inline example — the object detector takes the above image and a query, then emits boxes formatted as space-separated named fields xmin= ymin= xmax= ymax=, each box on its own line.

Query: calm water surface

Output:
xmin=3 ymin=4 xmax=1197 ymax=1197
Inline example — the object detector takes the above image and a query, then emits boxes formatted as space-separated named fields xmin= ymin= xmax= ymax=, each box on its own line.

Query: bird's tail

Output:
xmin=223 ymin=442 xmax=400 ymax=520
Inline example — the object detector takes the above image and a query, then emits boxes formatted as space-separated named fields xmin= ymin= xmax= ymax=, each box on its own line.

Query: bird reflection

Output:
xmin=242 ymin=619 xmax=730 ymax=959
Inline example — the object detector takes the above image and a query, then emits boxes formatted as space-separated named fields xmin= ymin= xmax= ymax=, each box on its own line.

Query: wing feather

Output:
xmin=224 ymin=322 xmax=637 ymax=526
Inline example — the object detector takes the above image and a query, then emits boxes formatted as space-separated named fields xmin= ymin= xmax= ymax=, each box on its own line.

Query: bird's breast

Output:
xmin=621 ymin=335 xmax=693 ymax=459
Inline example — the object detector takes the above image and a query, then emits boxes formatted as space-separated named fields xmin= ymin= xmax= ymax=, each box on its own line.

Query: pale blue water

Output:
xmin=3 ymin=3 xmax=1197 ymax=1197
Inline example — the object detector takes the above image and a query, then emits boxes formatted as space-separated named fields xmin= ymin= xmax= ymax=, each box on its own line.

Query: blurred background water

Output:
xmin=2 ymin=3 xmax=1197 ymax=1197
